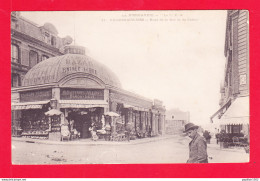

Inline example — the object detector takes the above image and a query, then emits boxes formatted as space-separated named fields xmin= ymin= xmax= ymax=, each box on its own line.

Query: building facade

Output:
xmin=211 ymin=10 xmax=249 ymax=136
xmin=11 ymin=12 xmax=73 ymax=88
xmin=165 ymin=108 xmax=189 ymax=134
xmin=11 ymin=12 xmax=73 ymax=136
xmin=11 ymin=14 xmax=166 ymax=141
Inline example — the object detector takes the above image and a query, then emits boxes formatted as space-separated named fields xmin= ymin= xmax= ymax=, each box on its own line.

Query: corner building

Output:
xmin=11 ymin=12 xmax=73 ymax=137
xmin=11 ymin=12 xmax=73 ymax=88
xmin=11 ymin=45 xmax=166 ymax=141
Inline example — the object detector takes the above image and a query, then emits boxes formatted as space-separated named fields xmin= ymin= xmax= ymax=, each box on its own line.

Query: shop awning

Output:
xmin=123 ymin=104 xmax=135 ymax=109
xmin=210 ymin=99 xmax=231 ymax=123
xmin=219 ymin=96 xmax=249 ymax=125
xmin=59 ymin=100 xmax=108 ymax=108
xmin=123 ymin=104 xmax=149 ymax=112
xmin=11 ymin=100 xmax=50 ymax=110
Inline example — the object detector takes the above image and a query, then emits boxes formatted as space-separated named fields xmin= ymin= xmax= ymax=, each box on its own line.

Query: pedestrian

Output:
xmin=125 ymin=122 xmax=132 ymax=141
xmin=184 ymin=122 xmax=208 ymax=163
xmin=89 ymin=123 xmax=98 ymax=141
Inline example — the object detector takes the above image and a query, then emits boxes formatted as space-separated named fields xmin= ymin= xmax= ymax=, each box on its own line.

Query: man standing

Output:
xmin=184 ymin=122 xmax=208 ymax=163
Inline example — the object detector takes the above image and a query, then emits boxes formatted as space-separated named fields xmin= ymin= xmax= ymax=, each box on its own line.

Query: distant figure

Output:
xmin=70 ymin=119 xmax=74 ymax=131
xmin=101 ymin=115 xmax=105 ymax=129
xmin=184 ymin=122 xmax=208 ymax=163
xmin=61 ymin=124 xmax=71 ymax=141
xmin=148 ymin=126 xmax=152 ymax=137
xmin=125 ymin=122 xmax=132 ymax=141
xmin=89 ymin=123 xmax=98 ymax=141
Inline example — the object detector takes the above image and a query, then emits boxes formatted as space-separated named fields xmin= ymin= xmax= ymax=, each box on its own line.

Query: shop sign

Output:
xmin=240 ymin=74 xmax=247 ymax=85
xmin=20 ymin=89 xmax=52 ymax=102
xmin=61 ymin=89 xmax=104 ymax=100
xmin=12 ymin=104 xmax=43 ymax=110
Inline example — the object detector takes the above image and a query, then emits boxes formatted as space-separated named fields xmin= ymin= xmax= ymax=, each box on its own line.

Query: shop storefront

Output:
xmin=11 ymin=45 xmax=166 ymax=141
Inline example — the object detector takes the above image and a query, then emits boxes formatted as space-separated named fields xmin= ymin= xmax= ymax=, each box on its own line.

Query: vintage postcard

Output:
xmin=11 ymin=10 xmax=249 ymax=164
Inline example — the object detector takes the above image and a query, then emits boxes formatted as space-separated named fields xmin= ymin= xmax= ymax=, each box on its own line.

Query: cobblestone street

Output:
xmin=12 ymin=135 xmax=249 ymax=164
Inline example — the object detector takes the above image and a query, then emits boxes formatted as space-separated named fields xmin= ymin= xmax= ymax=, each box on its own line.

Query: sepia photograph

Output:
xmin=10 ymin=10 xmax=249 ymax=164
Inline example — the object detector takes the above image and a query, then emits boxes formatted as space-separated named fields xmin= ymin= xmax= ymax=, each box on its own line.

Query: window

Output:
xmin=232 ymin=125 xmax=241 ymax=134
xmin=44 ymin=32 xmax=50 ymax=44
xmin=11 ymin=73 xmax=21 ymax=87
xmin=51 ymin=36 xmax=56 ymax=46
xmin=41 ymin=55 xmax=49 ymax=61
xmin=11 ymin=44 xmax=19 ymax=63
xmin=29 ymin=50 xmax=38 ymax=67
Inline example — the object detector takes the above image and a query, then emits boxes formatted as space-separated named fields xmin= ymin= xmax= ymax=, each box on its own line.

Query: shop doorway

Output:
xmin=64 ymin=107 xmax=104 ymax=139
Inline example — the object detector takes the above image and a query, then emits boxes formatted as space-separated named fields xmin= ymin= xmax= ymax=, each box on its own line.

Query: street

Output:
xmin=12 ymin=136 xmax=249 ymax=164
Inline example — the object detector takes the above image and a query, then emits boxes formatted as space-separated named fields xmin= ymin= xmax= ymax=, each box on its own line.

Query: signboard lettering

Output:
xmin=20 ymin=89 xmax=52 ymax=102
xmin=61 ymin=89 xmax=104 ymax=100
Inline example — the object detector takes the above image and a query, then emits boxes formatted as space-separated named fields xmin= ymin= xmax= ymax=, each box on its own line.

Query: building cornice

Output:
xmin=109 ymin=86 xmax=153 ymax=103
xmin=11 ymin=84 xmax=56 ymax=92
xmin=11 ymin=29 xmax=63 ymax=55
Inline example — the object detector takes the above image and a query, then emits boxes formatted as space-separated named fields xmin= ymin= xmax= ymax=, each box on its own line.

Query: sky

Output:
xmin=20 ymin=10 xmax=227 ymax=126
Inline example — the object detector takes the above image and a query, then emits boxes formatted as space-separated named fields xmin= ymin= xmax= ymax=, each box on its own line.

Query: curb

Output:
xmin=12 ymin=135 xmax=178 ymax=146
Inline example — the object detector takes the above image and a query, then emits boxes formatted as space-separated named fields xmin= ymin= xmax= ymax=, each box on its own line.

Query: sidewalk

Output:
xmin=207 ymin=138 xmax=247 ymax=153
xmin=179 ymin=136 xmax=248 ymax=154
xmin=12 ymin=134 xmax=178 ymax=146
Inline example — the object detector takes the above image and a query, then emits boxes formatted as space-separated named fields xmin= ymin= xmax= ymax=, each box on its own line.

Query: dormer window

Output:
xmin=45 ymin=32 xmax=50 ymax=37
xmin=51 ymin=36 xmax=56 ymax=46
xmin=42 ymin=55 xmax=49 ymax=61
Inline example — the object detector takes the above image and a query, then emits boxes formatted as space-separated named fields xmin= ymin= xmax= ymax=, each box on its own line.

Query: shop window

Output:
xmin=29 ymin=50 xmax=38 ymax=67
xmin=11 ymin=44 xmax=19 ymax=63
xmin=11 ymin=73 xmax=21 ymax=87
xmin=41 ymin=55 xmax=49 ymax=61
xmin=232 ymin=125 xmax=240 ymax=134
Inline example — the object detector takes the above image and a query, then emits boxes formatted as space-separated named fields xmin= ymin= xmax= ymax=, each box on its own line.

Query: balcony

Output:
xmin=11 ymin=62 xmax=30 ymax=72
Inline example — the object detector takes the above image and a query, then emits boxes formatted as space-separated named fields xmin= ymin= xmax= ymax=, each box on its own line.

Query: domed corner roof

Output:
xmin=42 ymin=22 xmax=58 ymax=35
xmin=22 ymin=54 xmax=122 ymax=89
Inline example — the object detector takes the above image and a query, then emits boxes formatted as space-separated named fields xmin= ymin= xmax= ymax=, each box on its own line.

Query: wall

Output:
xmin=220 ymin=10 xmax=249 ymax=105
xmin=11 ymin=13 xmax=71 ymax=87
xmin=237 ymin=10 xmax=249 ymax=96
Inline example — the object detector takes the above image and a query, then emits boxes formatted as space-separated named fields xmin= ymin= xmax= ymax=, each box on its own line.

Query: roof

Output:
xmin=22 ymin=53 xmax=122 ymax=88
xmin=42 ymin=23 xmax=58 ymax=35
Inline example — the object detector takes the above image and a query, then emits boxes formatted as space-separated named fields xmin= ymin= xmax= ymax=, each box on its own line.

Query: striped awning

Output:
xmin=11 ymin=100 xmax=50 ymax=110
xmin=220 ymin=116 xmax=249 ymax=125
xmin=59 ymin=100 xmax=108 ymax=108
xmin=219 ymin=96 xmax=249 ymax=125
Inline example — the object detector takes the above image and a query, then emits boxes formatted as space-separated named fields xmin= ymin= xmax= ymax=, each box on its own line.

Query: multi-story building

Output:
xmin=211 ymin=10 xmax=249 ymax=136
xmin=11 ymin=12 xmax=73 ymax=88
xmin=11 ymin=12 xmax=73 ymax=136
xmin=11 ymin=13 xmax=166 ymax=140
